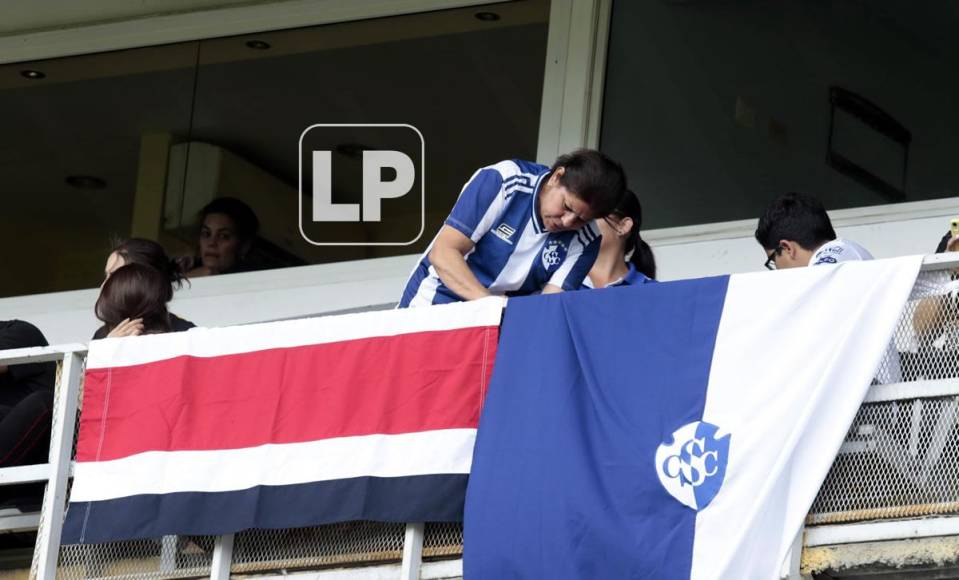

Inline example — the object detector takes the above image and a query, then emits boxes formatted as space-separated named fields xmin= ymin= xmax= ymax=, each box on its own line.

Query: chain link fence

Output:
xmin=231 ymin=522 xmax=405 ymax=575
xmin=53 ymin=522 xmax=465 ymax=578
xmin=810 ymin=267 xmax=959 ymax=525
xmin=808 ymin=396 xmax=959 ymax=524
xmin=57 ymin=537 xmax=216 ymax=579
xmin=423 ymin=522 xmax=464 ymax=560
xmin=878 ymin=269 xmax=959 ymax=383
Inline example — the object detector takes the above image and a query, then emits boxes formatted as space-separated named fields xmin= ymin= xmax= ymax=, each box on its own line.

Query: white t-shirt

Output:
xmin=808 ymin=238 xmax=873 ymax=266
xmin=807 ymin=238 xmax=900 ymax=382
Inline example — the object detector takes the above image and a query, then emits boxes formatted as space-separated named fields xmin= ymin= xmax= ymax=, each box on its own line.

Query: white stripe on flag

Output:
xmin=70 ymin=428 xmax=477 ymax=502
xmin=690 ymin=257 xmax=922 ymax=580
xmin=88 ymin=296 xmax=506 ymax=369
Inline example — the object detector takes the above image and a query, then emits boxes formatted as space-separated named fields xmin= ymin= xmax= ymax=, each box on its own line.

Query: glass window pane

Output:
xmin=180 ymin=1 xmax=549 ymax=268
xmin=0 ymin=44 xmax=198 ymax=297
xmin=600 ymin=1 xmax=959 ymax=230
xmin=0 ymin=1 xmax=549 ymax=297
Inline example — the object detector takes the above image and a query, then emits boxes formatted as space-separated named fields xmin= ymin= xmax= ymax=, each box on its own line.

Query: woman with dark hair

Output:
xmin=104 ymin=237 xmax=187 ymax=288
xmin=95 ymin=239 xmax=195 ymax=339
xmin=187 ymin=197 xmax=260 ymax=277
xmin=581 ymin=190 xmax=657 ymax=289
xmin=95 ymin=264 xmax=193 ymax=338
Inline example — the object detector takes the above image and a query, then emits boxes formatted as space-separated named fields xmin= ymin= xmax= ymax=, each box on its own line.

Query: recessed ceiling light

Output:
xmin=65 ymin=175 xmax=107 ymax=190
xmin=245 ymin=40 xmax=272 ymax=50
xmin=474 ymin=11 xmax=501 ymax=22
xmin=21 ymin=70 xmax=46 ymax=80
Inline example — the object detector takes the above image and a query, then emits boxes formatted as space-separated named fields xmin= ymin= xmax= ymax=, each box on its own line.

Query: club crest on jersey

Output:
xmin=655 ymin=421 xmax=730 ymax=511
xmin=541 ymin=239 xmax=568 ymax=270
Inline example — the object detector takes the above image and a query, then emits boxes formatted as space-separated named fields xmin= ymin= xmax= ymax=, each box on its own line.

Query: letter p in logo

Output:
xmin=362 ymin=150 xmax=415 ymax=222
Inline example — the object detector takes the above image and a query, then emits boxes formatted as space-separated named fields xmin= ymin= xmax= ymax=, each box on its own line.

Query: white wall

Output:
xmin=0 ymin=255 xmax=417 ymax=345
xmin=3 ymin=195 xmax=954 ymax=345
xmin=649 ymin=197 xmax=959 ymax=281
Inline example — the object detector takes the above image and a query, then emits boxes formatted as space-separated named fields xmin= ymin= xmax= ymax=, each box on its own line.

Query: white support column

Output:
xmin=536 ymin=0 xmax=613 ymax=164
xmin=400 ymin=522 xmax=425 ymax=580
xmin=160 ymin=535 xmax=178 ymax=573
xmin=34 ymin=351 xmax=83 ymax=580
xmin=584 ymin=0 xmax=612 ymax=149
xmin=780 ymin=527 xmax=805 ymax=580
xmin=210 ymin=533 xmax=235 ymax=580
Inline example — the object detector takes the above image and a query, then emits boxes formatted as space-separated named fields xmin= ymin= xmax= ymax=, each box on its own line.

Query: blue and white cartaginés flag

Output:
xmin=464 ymin=257 xmax=921 ymax=579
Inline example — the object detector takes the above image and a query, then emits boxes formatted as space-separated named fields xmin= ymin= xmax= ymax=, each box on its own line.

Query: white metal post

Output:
xmin=34 ymin=350 xmax=83 ymax=580
xmin=780 ymin=527 xmax=804 ymax=580
xmin=536 ymin=0 xmax=609 ymax=164
xmin=160 ymin=535 xmax=178 ymax=573
xmin=400 ymin=522 xmax=425 ymax=580
xmin=210 ymin=533 xmax=235 ymax=580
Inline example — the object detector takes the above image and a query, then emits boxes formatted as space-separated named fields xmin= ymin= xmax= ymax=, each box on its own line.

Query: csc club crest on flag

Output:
xmin=465 ymin=257 xmax=922 ymax=579
xmin=655 ymin=421 xmax=730 ymax=511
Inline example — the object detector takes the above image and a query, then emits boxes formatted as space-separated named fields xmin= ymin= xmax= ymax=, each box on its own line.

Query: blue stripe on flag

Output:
xmin=464 ymin=276 xmax=730 ymax=579
xmin=62 ymin=474 xmax=468 ymax=544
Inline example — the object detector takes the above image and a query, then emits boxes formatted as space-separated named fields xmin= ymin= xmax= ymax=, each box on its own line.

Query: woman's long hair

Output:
xmin=95 ymin=263 xmax=173 ymax=334
xmin=112 ymin=237 xmax=187 ymax=289
xmin=609 ymin=190 xmax=656 ymax=279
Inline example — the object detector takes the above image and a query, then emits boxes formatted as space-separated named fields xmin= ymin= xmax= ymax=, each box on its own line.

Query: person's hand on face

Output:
xmin=107 ymin=318 xmax=144 ymax=338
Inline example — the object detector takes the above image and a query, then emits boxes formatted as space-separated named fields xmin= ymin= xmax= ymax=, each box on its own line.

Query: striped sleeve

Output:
xmin=445 ymin=168 xmax=505 ymax=241
xmin=550 ymin=223 xmax=602 ymax=291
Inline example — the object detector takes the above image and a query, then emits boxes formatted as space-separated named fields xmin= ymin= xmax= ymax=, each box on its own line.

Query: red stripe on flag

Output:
xmin=77 ymin=326 xmax=499 ymax=462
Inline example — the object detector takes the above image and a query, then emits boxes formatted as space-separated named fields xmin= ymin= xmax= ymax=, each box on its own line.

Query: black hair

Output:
xmin=200 ymin=197 xmax=260 ymax=242
xmin=633 ymin=239 xmax=657 ymax=280
xmin=936 ymin=231 xmax=952 ymax=254
xmin=551 ymin=149 xmax=627 ymax=218
xmin=755 ymin=192 xmax=837 ymax=251
xmin=112 ymin=238 xmax=186 ymax=289
xmin=95 ymin=263 xmax=173 ymax=335
xmin=608 ymin=189 xmax=657 ymax=279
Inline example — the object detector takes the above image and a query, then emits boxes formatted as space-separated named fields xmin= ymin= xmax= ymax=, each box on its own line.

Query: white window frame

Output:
xmin=539 ymin=0 xmax=959 ymax=270
xmin=0 ymin=0 xmax=513 ymax=64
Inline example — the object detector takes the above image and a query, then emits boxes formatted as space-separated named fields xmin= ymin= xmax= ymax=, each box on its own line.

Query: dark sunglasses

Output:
xmin=764 ymin=246 xmax=784 ymax=271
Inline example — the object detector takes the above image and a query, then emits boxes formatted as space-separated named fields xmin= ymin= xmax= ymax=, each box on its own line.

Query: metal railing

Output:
xmin=0 ymin=343 xmax=84 ymax=580
xmin=4 ymin=254 xmax=959 ymax=579
xmin=805 ymin=257 xmax=959 ymax=537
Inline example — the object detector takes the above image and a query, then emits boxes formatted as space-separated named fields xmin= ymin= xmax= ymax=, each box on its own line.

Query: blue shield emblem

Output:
xmin=655 ymin=421 xmax=730 ymax=511
xmin=541 ymin=239 xmax=568 ymax=272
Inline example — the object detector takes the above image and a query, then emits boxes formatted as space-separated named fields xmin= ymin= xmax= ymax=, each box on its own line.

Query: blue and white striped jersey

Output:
xmin=399 ymin=159 xmax=602 ymax=308
xmin=579 ymin=263 xmax=656 ymax=289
